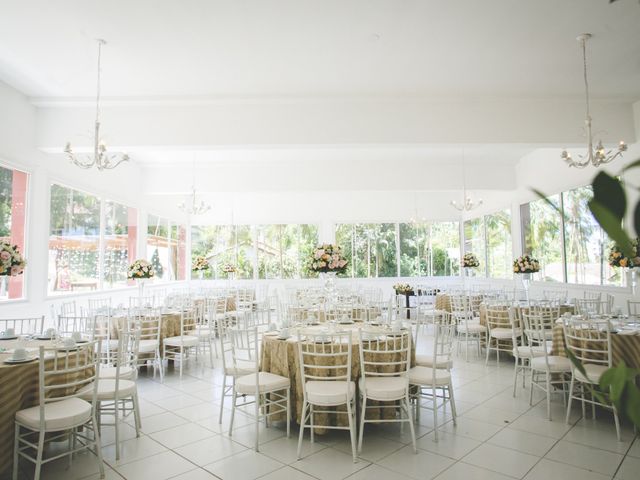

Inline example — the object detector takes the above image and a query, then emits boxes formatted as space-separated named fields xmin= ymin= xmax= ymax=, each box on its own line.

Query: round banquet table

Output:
xmin=260 ymin=323 xmax=415 ymax=433
xmin=0 ymin=338 xmax=94 ymax=477
xmin=111 ymin=309 xmax=187 ymax=352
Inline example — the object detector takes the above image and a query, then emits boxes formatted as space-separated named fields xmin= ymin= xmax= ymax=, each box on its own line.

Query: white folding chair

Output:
xmin=0 ymin=316 xmax=44 ymax=336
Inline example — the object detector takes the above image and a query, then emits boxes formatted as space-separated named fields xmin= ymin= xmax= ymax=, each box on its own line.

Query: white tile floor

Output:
xmin=17 ymin=328 xmax=639 ymax=480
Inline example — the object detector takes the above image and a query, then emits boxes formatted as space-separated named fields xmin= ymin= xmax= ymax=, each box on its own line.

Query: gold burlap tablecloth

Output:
xmin=435 ymin=294 xmax=484 ymax=313
xmin=261 ymin=325 xmax=415 ymax=433
xmin=0 ymin=339 xmax=94 ymax=477
xmin=478 ymin=303 xmax=575 ymax=327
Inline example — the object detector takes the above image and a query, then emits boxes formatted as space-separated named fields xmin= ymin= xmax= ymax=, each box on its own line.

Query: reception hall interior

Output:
xmin=1 ymin=1 xmax=640 ymax=480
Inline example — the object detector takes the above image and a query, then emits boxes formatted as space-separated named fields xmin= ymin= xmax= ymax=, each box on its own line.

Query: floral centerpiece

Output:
xmin=461 ymin=252 xmax=480 ymax=268
xmin=222 ymin=263 xmax=237 ymax=274
xmin=192 ymin=256 xmax=210 ymax=272
xmin=393 ymin=283 xmax=414 ymax=295
xmin=127 ymin=259 xmax=155 ymax=279
xmin=608 ymin=238 xmax=640 ymax=268
xmin=0 ymin=242 xmax=26 ymax=277
xmin=512 ymin=255 xmax=540 ymax=274
xmin=309 ymin=244 xmax=348 ymax=274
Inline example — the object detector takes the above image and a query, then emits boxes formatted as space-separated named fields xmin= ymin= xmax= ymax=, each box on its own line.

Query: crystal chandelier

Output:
xmin=65 ymin=39 xmax=129 ymax=170
xmin=451 ymin=152 xmax=482 ymax=212
xmin=178 ymin=186 xmax=211 ymax=215
xmin=561 ymin=33 xmax=627 ymax=168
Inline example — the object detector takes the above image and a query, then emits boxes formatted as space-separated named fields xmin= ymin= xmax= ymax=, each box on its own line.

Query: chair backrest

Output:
xmin=129 ymin=308 xmax=162 ymax=343
xmin=0 ymin=316 xmax=44 ymax=335
xmin=37 ymin=340 xmax=101 ymax=423
xmin=358 ymin=328 xmax=411 ymax=381
xmin=543 ymin=289 xmax=568 ymax=303
xmin=57 ymin=315 xmax=87 ymax=337
xmin=430 ymin=312 xmax=456 ymax=372
xmin=298 ymin=330 xmax=352 ymax=390
xmin=521 ymin=312 xmax=552 ymax=364
xmin=61 ymin=300 xmax=77 ymax=317
xmin=562 ymin=317 xmax=612 ymax=368
xmin=87 ymin=297 xmax=111 ymax=314
xmin=485 ymin=305 xmax=511 ymax=331
xmin=129 ymin=296 xmax=156 ymax=310
xmin=574 ymin=298 xmax=607 ymax=316
xmin=627 ymin=299 xmax=640 ymax=316
xmin=110 ymin=329 xmax=140 ymax=376
xmin=227 ymin=325 xmax=258 ymax=367
xmin=584 ymin=291 xmax=603 ymax=301
xmin=179 ymin=308 xmax=196 ymax=337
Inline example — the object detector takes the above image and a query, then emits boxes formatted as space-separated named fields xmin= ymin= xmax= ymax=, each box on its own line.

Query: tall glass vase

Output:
xmin=320 ymin=271 xmax=337 ymax=298
xmin=0 ymin=275 xmax=7 ymax=299
xmin=627 ymin=268 xmax=637 ymax=295
xmin=520 ymin=272 xmax=531 ymax=303
xmin=137 ymin=278 xmax=146 ymax=307
xmin=463 ymin=267 xmax=474 ymax=292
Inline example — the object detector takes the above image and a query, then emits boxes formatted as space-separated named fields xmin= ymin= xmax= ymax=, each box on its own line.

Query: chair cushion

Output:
xmin=78 ymin=379 xmax=137 ymax=401
xmin=164 ymin=335 xmax=199 ymax=347
xmin=99 ymin=365 xmax=136 ymax=380
xmin=235 ymin=372 xmax=290 ymax=395
xmin=408 ymin=366 xmax=452 ymax=387
xmin=358 ymin=376 xmax=409 ymax=401
xmin=530 ymin=355 xmax=572 ymax=373
xmin=194 ymin=327 xmax=213 ymax=338
xmin=139 ymin=339 xmax=159 ymax=353
xmin=457 ymin=323 xmax=486 ymax=334
xmin=513 ymin=346 xmax=547 ymax=358
xmin=490 ymin=328 xmax=517 ymax=339
xmin=574 ymin=363 xmax=609 ymax=384
xmin=305 ymin=380 xmax=355 ymax=406
xmin=415 ymin=354 xmax=453 ymax=369
xmin=16 ymin=398 xmax=92 ymax=432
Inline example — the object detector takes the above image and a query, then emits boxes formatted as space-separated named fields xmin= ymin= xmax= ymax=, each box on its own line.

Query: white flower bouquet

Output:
xmin=462 ymin=252 xmax=480 ymax=268
xmin=513 ymin=255 xmax=540 ymax=274
xmin=309 ymin=244 xmax=348 ymax=273
xmin=192 ymin=256 xmax=210 ymax=271
xmin=0 ymin=242 xmax=26 ymax=276
xmin=127 ymin=259 xmax=155 ymax=279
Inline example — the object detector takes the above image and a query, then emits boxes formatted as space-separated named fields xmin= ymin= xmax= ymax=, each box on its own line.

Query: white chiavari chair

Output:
xmin=485 ymin=304 xmax=519 ymax=365
xmin=627 ymin=299 xmax=640 ymax=316
xmin=564 ymin=317 xmax=621 ymax=440
xmin=163 ymin=308 xmax=199 ymax=377
xmin=451 ymin=295 xmax=485 ymax=361
xmin=56 ymin=315 xmax=87 ymax=338
xmin=228 ymin=326 xmax=290 ymax=451
xmin=13 ymin=341 xmax=104 ymax=480
xmin=129 ymin=308 xmax=163 ymax=380
xmin=0 ymin=316 xmax=44 ymax=336
xmin=357 ymin=328 xmax=416 ymax=455
xmin=297 ymin=330 xmax=356 ymax=461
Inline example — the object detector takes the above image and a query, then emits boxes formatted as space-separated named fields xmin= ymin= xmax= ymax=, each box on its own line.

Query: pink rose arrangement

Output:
xmin=309 ymin=244 xmax=348 ymax=273
xmin=0 ymin=242 xmax=26 ymax=276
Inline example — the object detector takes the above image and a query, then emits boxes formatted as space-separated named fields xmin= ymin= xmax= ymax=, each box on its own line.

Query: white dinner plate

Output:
xmin=4 ymin=355 xmax=38 ymax=364
xmin=0 ymin=336 xmax=18 ymax=341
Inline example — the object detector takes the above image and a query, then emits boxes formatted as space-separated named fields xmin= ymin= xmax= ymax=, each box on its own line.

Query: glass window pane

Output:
xmin=147 ymin=215 xmax=169 ymax=281
xmin=486 ymin=209 xmax=512 ymax=278
xmin=521 ymin=195 xmax=563 ymax=282
xmin=190 ymin=225 xmax=254 ymax=279
xmin=256 ymin=224 xmax=318 ymax=279
xmin=48 ymin=184 xmax=100 ymax=294
xmin=399 ymin=222 xmax=460 ymax=276
xmin=0 ymin=165 xmax=28 ymax=300
xmin=334 ymin=223 xmax=397 ymax=278
xmin=464 ymin=218 xmax=486 ymax=277
xmin=103 ymin=201 xmax=137 ymax=289
xmin=563 ymin=186 xmax=618 ymax=285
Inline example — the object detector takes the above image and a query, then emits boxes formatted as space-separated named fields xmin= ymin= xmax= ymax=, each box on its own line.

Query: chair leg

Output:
xmin=286 ymin=389 xmax=291 ymax=438
xmin=114 ymin=400 xmax=120 ymax=461
xmin=228 ymin=389 xmax=237 ymax=436
xmin=565 ymin=375 xmax=575 ymax=425
xmin=357 ymin=395 xmax=367 ymax=453
xmin=219 ymin=377 xmax=227 ymax=424
xmin=254 ymin=393 xmax=260 ymax=451
xmin=545 ymin=374 xmax=552 ymax=421
xmin=405 ymin=396 xmax=417 ymax=453
xmin=12 ymin=424 xmax=19 ymax=480
xmin=432 ymin=387 xmax=439 ymax=442
xmin=513 ymin=358 xmax=519 ymax=397
xmin=485 ymin=337 xmax=490 ymax=365
xmin=529 ymin=370 xmax=535 ymax=406
xmin=297 ymin=401 xmax=307 ymax=460
xmin=449 ymin=382 xmax=458 ymax=425
xmin=346 ymin=399 xmax=357 ymax=463
xmin=133 ymin=393 xmax=142 ymax=434
xmin=34 ymin=430 xmax=45 ymax=480
xmin=92 ymin=415 xmax=106 ymax=479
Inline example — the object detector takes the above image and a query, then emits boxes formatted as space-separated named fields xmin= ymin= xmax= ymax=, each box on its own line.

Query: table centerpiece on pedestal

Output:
xmin=513 ymin=255 xmax=540 ymax=302
xmin=461 ymin=252 xmax=480 ymax=290
xmin=0 ymin=242 xmax=26 ymax=298
xmin=309 ymin=244 xmax=348 ymax=297
xmin=608 ymin=238 xmax=640 ymax=294
xmin=128 ymin=259 xmax=155 ymax=300
xmin=192 ymin=255 xmax=210 ymax=280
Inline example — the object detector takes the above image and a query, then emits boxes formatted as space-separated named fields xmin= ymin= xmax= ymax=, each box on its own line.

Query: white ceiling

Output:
xmin=1 ymin=0 xmax=639 ymax=100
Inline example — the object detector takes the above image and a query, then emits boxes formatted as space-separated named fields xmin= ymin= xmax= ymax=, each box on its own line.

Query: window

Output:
xmin=520 ymin=186 xmax=619 ymax=286
xmin=48 ymin=184 xmax=101 ymax=294
xmin=399 ymin=222 xmax=460 ymax=276
xmin=485 ymin=209 xmax=512 ymax=279
xmin=103 ymin=201 xmax=137 ymax=289
xmin=147 ymin=215 xmax=186 ymax=281
xmin=190 ymin=225 xmax=254 ymax=279
xmin=563 ymin=186 xmax=617 ymax=286
xmin=335 ymin=223 xmax=397 ymax=278
xmin=256 ymin=224 xmax=318 ymax=279
xmin=0 ymin=164 xmax=28 ymax=300
xmin=521 ymin=195 xmax=564 ymax=282
xmin=463 ymin=218 xmax=486 ymax=277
